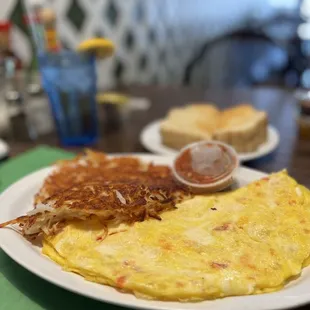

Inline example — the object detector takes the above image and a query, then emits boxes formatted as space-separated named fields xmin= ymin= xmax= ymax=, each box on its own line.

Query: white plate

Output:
xmin=0 ymin=139 xmax=9 ymax=159
xmin=0 ymin=154 xmax=309 ymax=310
xmin=140 ymin=120 xmax=280 ymax=162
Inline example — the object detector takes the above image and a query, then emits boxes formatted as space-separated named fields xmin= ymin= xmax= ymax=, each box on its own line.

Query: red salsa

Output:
xmin=174 ymin=143 xmax=237 ymax=184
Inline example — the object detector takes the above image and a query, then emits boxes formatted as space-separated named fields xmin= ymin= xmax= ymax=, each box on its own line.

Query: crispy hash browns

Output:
xmin=34 ymin=150 xmax=173 ymax=205
xmin=0 ymin=150 xmax=191 ymax=237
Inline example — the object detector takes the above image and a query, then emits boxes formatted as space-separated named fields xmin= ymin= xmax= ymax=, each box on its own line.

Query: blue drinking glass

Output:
xmin=38 ymin=51 xmax=98 ymax=146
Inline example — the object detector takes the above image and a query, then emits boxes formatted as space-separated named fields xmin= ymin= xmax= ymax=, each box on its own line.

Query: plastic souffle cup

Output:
xmin=172 ymin=141 xmax=240 ymax=194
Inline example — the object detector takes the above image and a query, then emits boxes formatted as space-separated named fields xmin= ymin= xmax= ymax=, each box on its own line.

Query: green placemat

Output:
xmin=0 ymin=146 xmax=122 ymax=310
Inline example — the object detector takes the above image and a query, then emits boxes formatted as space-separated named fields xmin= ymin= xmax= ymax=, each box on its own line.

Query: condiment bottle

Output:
xmin=39 ymin=8 xmax=60 ymax=52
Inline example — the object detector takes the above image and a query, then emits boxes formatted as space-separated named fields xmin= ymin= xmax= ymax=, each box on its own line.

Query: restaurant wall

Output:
xmin=1 ymin=0 xmax=268 ymax=89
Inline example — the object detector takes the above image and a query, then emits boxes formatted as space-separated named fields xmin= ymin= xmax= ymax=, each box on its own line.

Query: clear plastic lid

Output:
xmin=190 ymin=143 xmax=233 ymax=179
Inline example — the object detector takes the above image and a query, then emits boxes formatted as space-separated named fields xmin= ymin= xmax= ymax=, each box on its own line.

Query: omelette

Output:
xmin=43 ymin=171 xmax=310 ymax=301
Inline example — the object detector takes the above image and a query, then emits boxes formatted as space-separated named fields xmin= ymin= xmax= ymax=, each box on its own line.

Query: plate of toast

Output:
xmin=140 ymin=103 xmax=280 ymax=162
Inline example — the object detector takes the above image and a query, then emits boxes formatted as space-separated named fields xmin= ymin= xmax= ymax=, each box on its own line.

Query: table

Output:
xmin=6 ymin=86 xmax=310 ymax=187
xmin=1 ymin=86 xmax=310 ymax=310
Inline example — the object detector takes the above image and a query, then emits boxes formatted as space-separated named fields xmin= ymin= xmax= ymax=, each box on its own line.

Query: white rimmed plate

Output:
xmin=0 ymin=154 xmax=309 ymax=310
xmin=140 ymin=120 xmax=280 ymax=162
xmin=0 ymin=139 xmax=9 ymax=160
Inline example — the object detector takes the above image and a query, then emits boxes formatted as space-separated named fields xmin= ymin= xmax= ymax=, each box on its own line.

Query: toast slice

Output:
xmin=160 ymin=103 xmax=220 ymax=150
xmin=160 ymin=103 xmax=268 ymax=153
xmin=213 ymin=104 xmax=268 ymax=152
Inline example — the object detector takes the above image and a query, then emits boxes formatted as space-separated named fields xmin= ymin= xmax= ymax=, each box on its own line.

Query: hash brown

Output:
xmin=0 ymin=151 xmax=191 ymax=236
xmin=34 ymin=150 xmax=174 ymax=205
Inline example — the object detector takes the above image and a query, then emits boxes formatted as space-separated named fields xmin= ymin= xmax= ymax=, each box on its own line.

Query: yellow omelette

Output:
xmin=43 ymin=171 xmax=310 ymax=301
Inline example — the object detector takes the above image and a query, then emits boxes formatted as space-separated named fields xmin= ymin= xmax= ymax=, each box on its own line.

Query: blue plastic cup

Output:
xmin=38 ymin=51 xmax=98 ymax=146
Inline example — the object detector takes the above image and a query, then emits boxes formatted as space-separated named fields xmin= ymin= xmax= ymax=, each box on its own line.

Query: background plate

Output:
xmin=140 ymin=120 xmax=280 ymax=162
xmin=0 ymin=155 xmax=309 ymax=310
xmin=0 ymin=139 xmax=9 ymax=160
